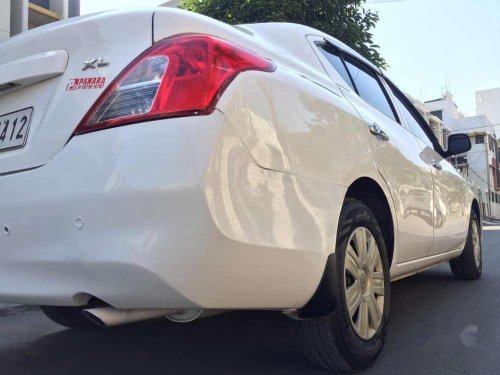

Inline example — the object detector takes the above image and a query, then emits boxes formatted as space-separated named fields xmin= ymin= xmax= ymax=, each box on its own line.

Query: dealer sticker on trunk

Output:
xmin=0 ymin=107 xmax=33 ymax=152
xmin=66 ymin=77 xmax=106 ymax=91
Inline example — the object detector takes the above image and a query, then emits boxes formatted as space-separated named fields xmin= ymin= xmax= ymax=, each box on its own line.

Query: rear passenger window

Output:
xmin=342 ymin=58 xmax=397 ymax=122
xmin=316 ymin=44 xmax=355 ymax=91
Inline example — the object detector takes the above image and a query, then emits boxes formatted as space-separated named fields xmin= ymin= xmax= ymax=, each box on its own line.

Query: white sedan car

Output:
xmin=0 ymin=7 xmax=481 ymax=371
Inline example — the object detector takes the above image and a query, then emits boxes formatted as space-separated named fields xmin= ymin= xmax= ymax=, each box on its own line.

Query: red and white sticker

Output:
xmin=66 ymin=77 xmax=106 ymax=91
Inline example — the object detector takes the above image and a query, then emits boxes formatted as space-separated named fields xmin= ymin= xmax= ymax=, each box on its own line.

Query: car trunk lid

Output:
xmin=0 ymin=9 xmax=154 ymax=174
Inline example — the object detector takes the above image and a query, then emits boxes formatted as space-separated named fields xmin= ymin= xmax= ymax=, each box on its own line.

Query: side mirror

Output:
xmin=445 ymin=133 xmax=471 ymax=157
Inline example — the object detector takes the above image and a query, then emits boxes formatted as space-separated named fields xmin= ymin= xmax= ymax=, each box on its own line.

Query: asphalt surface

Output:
xmin=2 ymin=229 xmax=500 ymax=375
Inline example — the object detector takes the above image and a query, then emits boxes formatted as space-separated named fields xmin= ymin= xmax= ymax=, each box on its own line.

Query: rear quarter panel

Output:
xmin=154 ymin=10 xmax=398 ymax=269
xmin=217 ymin=69 xmax=376 ymax=185
xmin=154 ymin=9 xmax=382 ymax=189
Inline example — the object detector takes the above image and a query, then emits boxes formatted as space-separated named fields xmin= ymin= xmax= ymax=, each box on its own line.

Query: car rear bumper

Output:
xmin=0 ymin=111 xmax=343 ymax=309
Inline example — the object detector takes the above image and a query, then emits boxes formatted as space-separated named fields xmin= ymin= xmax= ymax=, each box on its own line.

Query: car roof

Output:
xmin=241 ymin=22 xmax=382 ymax=74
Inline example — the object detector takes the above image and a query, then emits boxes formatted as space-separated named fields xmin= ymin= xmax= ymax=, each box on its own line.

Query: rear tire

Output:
xmin=450 ymin=210 xmax=482 ymax=280
xmin=294 ymin=199 xmax=391 ymax=372
xmin=40 ymin=306 xmax=98 ymax=329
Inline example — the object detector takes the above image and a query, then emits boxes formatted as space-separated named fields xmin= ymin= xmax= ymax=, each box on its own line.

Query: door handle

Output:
xmin=368 ymin=123 xmax=389 ymax=141
xmin=431 ymin=159 xmax=442 ymax=170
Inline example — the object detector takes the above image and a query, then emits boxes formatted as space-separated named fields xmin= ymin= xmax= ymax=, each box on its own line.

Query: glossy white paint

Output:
xmin=0 ymin=8 xmax=476 ymax=309
xmin=0 ymin=50 xmax=68 ymax=95
xmin=0 ymin=113 xmax=336 ymax=308
xmin=338 ymin=85 xmax=435 ymax=263
xmin=0 ymin=10 xmax=154 ymax=174
xmin=426 ymin=147 xmax=471 ymax=255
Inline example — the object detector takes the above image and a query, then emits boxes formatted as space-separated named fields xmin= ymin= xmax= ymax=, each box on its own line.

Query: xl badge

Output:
xmin=82 ymin=58 xmax=110 ymax=71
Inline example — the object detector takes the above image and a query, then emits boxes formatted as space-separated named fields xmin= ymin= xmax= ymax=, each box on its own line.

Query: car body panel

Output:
xmin=0 ymin=10 xmax=154 ymax=174
xmin=217 ymin=70 xmax=376 ymax=184
xmin=338 ymin=86 xmax=435 ymax=263
xmin=0 ymin=50 xmax=68 ymax=91
xmin=0 ymin=8 xmax=476 ymax=308
xmin=306 ymin=32 xmax=474 ymax=264
xmin=0 ymin=112 xmax=343 ymax=308
xmin=417 ymin=140 xmax=471 ymax=255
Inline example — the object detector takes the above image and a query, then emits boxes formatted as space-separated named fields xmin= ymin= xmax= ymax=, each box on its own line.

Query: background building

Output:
xmin=0 ymin=0 xmax=79 ymax=42
xmin=476 ymin=87 xmax=500 ymax=129
xmin=425 ymin=91 xmax=464 ymax=124
xmin=0 ymin=1 xmax=10 ymax=39
xmin=408 ymin=95 xmax=450 ymax=149
xmin=451 ymin=116 xmax=499 ymax=218
xmin=424 ymin=92 xmax=500 ymax=219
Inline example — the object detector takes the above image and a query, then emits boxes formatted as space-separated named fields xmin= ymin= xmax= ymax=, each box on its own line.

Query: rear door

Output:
xmin=314 ymin=42 xmax=435 ymax=263
xmin=0 ymin=10 xmax=154 ymax=174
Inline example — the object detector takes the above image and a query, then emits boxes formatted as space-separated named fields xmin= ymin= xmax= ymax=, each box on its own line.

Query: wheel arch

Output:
xmin=344 ymin=177 xmax=395 ymax=267
xmin=291 ymin=176 xmax=396 ymax=320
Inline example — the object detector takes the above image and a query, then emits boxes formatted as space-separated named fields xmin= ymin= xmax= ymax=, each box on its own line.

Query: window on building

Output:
xmin=31 ymin=0 xmax=50 ymax=8
xmin=454 ymin=156 xmax=468 ymax=165
xmin=430 ymin=110 xmax=443 ymax=120
xmin=489 ymin=135 xmax=495 ymax=151
xmin=316 ymin=44 xmax=355 ymax=91
xmin=342 ymin=56 xmax=397 ymax=122
xmin=476 ymin=135 xmax=485 ymax=144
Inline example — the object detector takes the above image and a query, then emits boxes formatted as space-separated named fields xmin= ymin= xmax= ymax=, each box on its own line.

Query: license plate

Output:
xmin=0 ymin=107 xmax=33 ymax=152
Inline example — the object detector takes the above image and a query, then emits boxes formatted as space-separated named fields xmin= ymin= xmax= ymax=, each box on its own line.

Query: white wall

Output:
xmin=49 ymin=0 xmax=68 ymax=19
xmin=491 ymin=202 xmax=500 ymax=219
xmin=467 ymin=142 xmax=493 ymax=217
xmin=424 ymin=94 xmax=462 ymax=120
xmin=468 ymin=143 xmax=488 ymax=189
xmin=476 ymin=88 xmax=500 ymax=128
xmin=0 ymin=0 xmax=10 ymax=41
xmin=10 ymin=0 xmax=28 ymax=37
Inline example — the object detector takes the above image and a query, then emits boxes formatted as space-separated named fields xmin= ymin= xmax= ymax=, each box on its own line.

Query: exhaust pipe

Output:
xmin=83 ymin=307 xmax=181 ymax=328
xmin=165 ymin=309 xmax=226 ymax=322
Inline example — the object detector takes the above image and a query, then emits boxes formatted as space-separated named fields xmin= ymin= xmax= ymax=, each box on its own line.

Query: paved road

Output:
xmin=2 ymin=229 xmax=500 ymax=374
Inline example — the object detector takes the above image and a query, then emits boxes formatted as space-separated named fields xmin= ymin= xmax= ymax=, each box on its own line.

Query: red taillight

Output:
xmin=73 ymin=34 xmax=276 ymax=135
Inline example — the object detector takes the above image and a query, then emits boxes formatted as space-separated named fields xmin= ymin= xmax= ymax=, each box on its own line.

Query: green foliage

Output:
xmin=180 ymin=0 xmax=387 ymax=69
